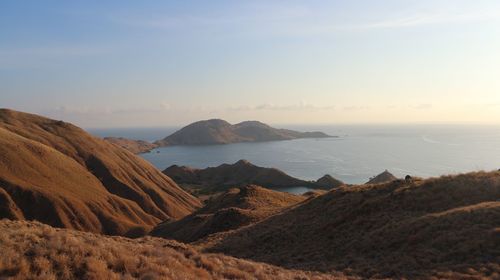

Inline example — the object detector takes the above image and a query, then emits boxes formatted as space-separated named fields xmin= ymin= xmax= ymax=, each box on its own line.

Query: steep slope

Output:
xmin=104 ymin=137 xmax=157 ymax=154
xmin=0 ymin=220 xmax=344 ymax=280
xmin=155 ymin=119 xmax=331 ymax=146
xmin=151 ymin=185 xmax=305 ymax=242
xmin=204 ymin=171 xmax=500 ymax=279
xmin=0 ymin=109 xmax=201 ymax=236
xmin=366 ymin=170 xmax=398 ymax=184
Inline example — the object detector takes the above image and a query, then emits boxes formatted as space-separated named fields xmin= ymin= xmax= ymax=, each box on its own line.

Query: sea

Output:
xmin=89 ymin=125 xmax=500 ymax=194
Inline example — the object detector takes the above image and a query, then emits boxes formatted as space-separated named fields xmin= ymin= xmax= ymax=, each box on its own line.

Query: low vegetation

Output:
xmin=204 ymin=171 xmax=500 ymax=279
xmin=151 ymin=185 xmax=305 ymax=242
xmin=0 ymin=220 xmax=346 ymax=280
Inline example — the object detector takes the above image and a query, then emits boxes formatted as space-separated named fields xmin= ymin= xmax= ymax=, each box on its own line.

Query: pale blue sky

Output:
xmin=1 ymin=1 xmax=499 ymax=127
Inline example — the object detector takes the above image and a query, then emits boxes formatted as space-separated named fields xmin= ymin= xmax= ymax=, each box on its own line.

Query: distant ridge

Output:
xmin=163 ymin=160 xmax=344 ymax=194
xmin=104 ymin=137 xmax=157 ymax=154
xmin=155 ymin=119 xmax=332 ymax=146
xmin=0 ymin=109 xmax=201 ymax=236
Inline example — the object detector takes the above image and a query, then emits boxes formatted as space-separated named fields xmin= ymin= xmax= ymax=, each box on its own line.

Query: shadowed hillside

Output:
xmin=163 ymin=160 xmax=343 ymax=195
xmin=151 ymin=185 xmax=305 ymax=242
xmin=0 ymin=220 xmax=345 ymax=280
xmin=0 ymin=109 xmax=201 ymax=236
xmin=204 ymin=171 xmax=500 ymax=279
xmin=366 ymin=170 xmax=398 ymax=184
xmin=155 ymin=119 xmax=331 ymax=146
xmin=104 ymin=137 xmax=157 ymax=154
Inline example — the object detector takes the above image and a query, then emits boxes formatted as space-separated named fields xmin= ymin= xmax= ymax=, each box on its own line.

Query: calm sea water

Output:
xmin=89 ymin=125 xmax=500 ymax=192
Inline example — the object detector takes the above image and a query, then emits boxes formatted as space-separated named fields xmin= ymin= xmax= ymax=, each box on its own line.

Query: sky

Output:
xmin=1 ymin=0 xmax=500 ymax=128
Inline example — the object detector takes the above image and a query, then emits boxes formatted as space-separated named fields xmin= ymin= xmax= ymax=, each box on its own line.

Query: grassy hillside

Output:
xmin=0 ymin=109 xmax=200 ymax=236
xmin=151 ymin=185 xmax=305 ymax=242
xmin=204 ymin=171 xmax=500 ymax=279
xmin=0 ymin=220 xmax=345 ymax=280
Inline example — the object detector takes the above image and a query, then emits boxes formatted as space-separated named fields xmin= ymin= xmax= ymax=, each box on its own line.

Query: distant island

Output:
xmin=155 ymin=119 xmax=333 ymax=146
xmin=163 ymin=159 xmax=344 ymax=195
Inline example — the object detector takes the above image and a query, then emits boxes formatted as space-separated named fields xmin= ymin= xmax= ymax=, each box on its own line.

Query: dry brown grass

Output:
xmin=151 ymin=185 xmax=305 ymax=242
xmin=0 ymin=219 xmax=346 ymax=280
xmin=204 ymin=171 xmax=500 ymax=279
xmin=0 ymin=109 xmax=201 ymax=236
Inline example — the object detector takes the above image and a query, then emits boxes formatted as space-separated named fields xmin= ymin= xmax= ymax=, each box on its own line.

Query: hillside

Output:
xmin=203 ymin=171 xmax=500 ymax=279
xmin=151 ymin=185 xmax=305 ymax=242
xmin=0 ymin=220 xmax=344 ymax=280
xmin=0 ymin=109 xmax=201 ymax=236
xmin=366 ymin=170 xmax=398 ymax=184
xmin=163 ymin=160 xmax=343 ymax=194
xmin=155 ymin=119 xmax=332 ymax=146
xmin=104 ymin=137 xmax=157 ymax=154
xmin=315 ymin=175 xmax=344 ymax=189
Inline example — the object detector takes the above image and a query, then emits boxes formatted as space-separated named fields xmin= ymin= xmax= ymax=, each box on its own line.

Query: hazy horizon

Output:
xmin=2 ymin=1 xmax=500 ymax=128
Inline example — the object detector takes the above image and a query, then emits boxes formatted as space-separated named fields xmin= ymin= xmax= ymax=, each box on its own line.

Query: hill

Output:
xmin=155 ymin=119 xmax=332 ymax=146
xmin=366 ymin=170 xmax=398 ymax=184
xmin=203 ymin=171 xmax=500 ymax=279
xmin=104 ymin=137 xmax=157 ymax=154
xmin=0 ymin=109 xmax=201 ymax=236
xmin=0 ymin=220 xmax=344 ymax=280
xmin=315 ymin=175 xmax=344 ymax=189
xmin=151 ymin=185 xmax=305 ymax=242
xmin=163 ymin=160 xmax=344 ymax=194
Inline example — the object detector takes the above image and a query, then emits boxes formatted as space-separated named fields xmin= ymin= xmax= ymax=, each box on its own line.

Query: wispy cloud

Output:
xmin=109 ymin=4 xmax=500 ymax=38
xmin=0 ymin=45 xmax=112 ymax=69
xmin=410 ymin=103 xmax=433 ymax=110
xmin=227 ymin=102 xmax=334 ymax=112
xmin=349 ymin=11 xmax=500 ymax=30
xmin=49 ymin=103 xmax=172 ymax=116
xmin=342 ymin=105 xmax=371 ymax=111
xmin=112 ymin=4 xmax=309 ymax=29
xmin=0 ymin=45 xmax=110 ymax=57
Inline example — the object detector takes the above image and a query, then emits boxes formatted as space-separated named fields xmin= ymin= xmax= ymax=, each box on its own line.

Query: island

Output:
xmin=155 ymin=119 xmax=333 ymax=146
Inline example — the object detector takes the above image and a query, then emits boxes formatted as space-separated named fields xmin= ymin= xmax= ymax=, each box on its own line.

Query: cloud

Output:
xmin=349 ymin=11 xmax=500 ymax=30
xmin=110 ymin=3 xmax=500 ymax=39
xmin=0 ymin=45 xmax=112 ymax=69
xmin=48 ymin=103 xmax=173 ymax=116
xmin=0 ymin=45 xmax=110 ymax=57
xmin=112 ymin=3 xmax=309 ymax=29
xmin=342 ymin=105 xmax=371 ymax=111
xmin=227 ymin=102 xmax=335 ymax=112
xmin=410 ymin=103 xmax=433 ymax=110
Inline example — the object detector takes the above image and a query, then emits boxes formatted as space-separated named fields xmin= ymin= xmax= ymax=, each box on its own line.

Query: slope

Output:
xmin=0 ymin=109 xmax=201 ymax=236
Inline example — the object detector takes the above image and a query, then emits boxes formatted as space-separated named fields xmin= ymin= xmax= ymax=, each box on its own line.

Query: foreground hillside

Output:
xmin=0 ymin=220 xmax=345 ymax=280
xmin=151 ymin=185 xmax=306 ymax=242
xmin=204 ymin=171 xmax=500 ymax=279
xmin=155 ymin=119 xmax=331 ymax=146
xmin=164 ymin=160 xmax=343 ymax=195
xmin=0 ymin=109 xmax=201 ymax=236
